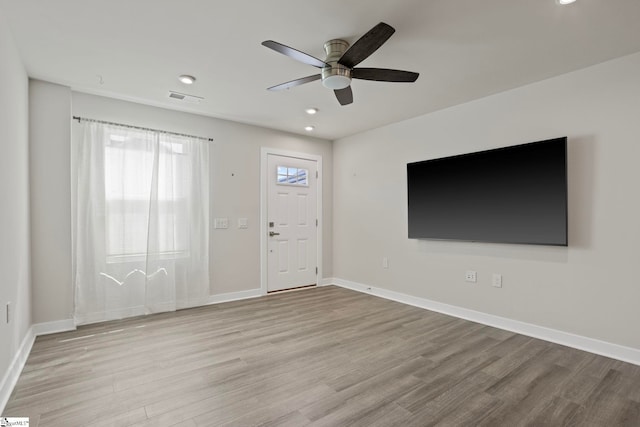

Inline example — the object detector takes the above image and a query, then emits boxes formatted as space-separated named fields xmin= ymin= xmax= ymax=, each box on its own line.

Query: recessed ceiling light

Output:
xmin=305 ymin=108 xmax=318 ymax=115
xmin=556 ymin=0 xmax=576 ymax=5
xmin=304 ymin=126 xmax=315 ymax=132
xmin=178 ymin=75 xmax=196 ymax=84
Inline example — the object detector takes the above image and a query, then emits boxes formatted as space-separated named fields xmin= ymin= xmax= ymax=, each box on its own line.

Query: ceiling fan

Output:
xmin=262 ymin=22 xmax=419 ymax=106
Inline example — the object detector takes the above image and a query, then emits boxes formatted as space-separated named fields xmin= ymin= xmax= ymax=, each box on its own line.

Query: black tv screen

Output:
xmin=407 ymin=137 xmax=568 ymax=246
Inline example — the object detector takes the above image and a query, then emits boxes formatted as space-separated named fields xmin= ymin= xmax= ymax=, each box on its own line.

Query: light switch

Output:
xmin=214 ymin=218 xmax=229 ymax=229
xmin=238 ymin=218 xmax=248 ymax=229
xmin=492 ymin=273 xmax=503 ymax=288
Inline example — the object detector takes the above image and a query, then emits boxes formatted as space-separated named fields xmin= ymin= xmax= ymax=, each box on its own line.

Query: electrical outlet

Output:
xmin=465 ymin=271 xmax=477 ymax=283
xmin=492 ymin=273 xmax=503 ymax=288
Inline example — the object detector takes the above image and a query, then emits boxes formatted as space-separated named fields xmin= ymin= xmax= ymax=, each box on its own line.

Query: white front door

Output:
xmin=267 ymin=154 xmax=318 ymax=292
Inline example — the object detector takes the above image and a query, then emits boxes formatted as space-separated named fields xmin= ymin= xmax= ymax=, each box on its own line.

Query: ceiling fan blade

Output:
xmin=267 ymin=74 xmax=322 ymax=91
xmin=352 ymin=68 xmax=419 ymax=82
xmin=338 ymin=22 xmax=395 ymax=69
xmin=262 ymin=40 xmax=328 ymax=68
xmin=334 ymin=86 xmax=353 ymax=106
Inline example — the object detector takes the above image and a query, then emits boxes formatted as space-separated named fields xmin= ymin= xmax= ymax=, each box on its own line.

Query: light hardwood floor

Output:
xmin=3 ymin=286 xmax=640 ymax=426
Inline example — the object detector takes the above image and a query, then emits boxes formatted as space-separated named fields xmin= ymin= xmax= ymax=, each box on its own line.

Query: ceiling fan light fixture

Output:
xmin=178 ymin=74 xmax=196 ymax=85
xmin=322 ymin=75 xmax=351 ymax=90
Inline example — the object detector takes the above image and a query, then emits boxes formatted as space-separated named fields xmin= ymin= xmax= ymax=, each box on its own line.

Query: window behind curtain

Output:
xmin=104 ymin=135 xmax=190 ymax=261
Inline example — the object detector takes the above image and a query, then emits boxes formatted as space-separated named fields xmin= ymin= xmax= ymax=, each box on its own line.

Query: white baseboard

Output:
xmin=0 ymin=327 xmax=35 ymax=414
xmin=319 ymin=278 xmax=335 ymax=286
xmin=207 ymin=288 xmax=263 ymax=305
xmin=32 ymin=319 xmax=76 ymax=336
xmin=1 ymin=319 xmax=77 ymax=413
xmin=329 ymin=278 xmax=640 ymax=366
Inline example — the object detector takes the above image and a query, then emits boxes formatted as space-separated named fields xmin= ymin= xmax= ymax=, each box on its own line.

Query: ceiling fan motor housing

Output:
xmin=322 ymin=39 xmax=351 ymax=90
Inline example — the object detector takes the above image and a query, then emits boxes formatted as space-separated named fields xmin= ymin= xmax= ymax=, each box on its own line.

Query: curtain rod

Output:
xmin=72 ymin=116 xmax=214 ymax=142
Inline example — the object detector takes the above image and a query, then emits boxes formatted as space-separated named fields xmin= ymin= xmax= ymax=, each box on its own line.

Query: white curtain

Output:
xmin=72 ymin=121 xmax=210 ymax=324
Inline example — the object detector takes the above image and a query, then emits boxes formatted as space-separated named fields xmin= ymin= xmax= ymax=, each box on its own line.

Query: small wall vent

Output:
xmin=168 ymin=91 xmax=204 ymax=104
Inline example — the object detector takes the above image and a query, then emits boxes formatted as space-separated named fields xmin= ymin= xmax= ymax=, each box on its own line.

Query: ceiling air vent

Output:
xmin=168 ymin=91 xmax=204 ymax=104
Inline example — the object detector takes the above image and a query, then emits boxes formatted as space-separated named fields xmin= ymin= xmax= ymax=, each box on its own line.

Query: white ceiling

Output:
xmin=1 ymin=0 xmax=639 ymax=140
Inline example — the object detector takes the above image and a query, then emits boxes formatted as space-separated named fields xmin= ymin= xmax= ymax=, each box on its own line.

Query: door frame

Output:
xmin=260 ymin=147 xmax=323 ymax=295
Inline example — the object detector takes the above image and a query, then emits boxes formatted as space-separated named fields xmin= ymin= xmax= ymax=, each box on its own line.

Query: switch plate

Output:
xmin=6 ymin=302 xmax=10 ymax=324
xmin=492 ymin=273 xmax=503 ymax=288
xmin=382 ymin=257 xmax=389 ymax=269
xmin=465 ymin=271 xmax=477 ymax=283
xmin=238 ymin=218 xmax=248 ymax=229
xmin=214 ymin=218 xmax=229 ymax=229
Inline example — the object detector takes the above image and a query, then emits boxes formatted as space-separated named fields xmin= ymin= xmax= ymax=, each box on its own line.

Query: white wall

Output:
xmin=29 ymin=81 xmax=72 ymax=323
xmin=0 ymin=13 xmax=31 ymax=407
xmin=333 ymin=52 xmax=640 ymax=350
xmin=28 ymin=86 xmax=333 ymax=323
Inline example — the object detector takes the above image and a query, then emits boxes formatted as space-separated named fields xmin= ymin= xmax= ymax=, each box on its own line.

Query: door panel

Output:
xmin=267 ymin=154 xmax=318 ymax=292
xmin=278 ymin=240 xmax=289 ymax=273
xmin=297 ymin=239 xmax=308 ymax=271
xmin=277 ymin=192 xmax=289 ymax=226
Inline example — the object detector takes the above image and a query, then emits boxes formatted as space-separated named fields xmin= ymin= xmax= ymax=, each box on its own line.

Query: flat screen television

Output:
xmin=407 ymin=137 xmax=568 ymax=246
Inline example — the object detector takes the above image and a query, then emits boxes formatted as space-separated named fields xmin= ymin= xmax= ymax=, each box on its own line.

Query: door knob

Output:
xmin=269 ymin=231 xmax=280 ymax=237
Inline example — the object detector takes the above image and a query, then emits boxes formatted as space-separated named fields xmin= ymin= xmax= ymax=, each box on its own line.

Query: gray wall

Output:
xmin=28 ymin=85 xmax=333 ymax=323
xmin=333 ymin=52 xmax=640 ymax=350
xmin=0 ymin=12 xmax=31 ymax=398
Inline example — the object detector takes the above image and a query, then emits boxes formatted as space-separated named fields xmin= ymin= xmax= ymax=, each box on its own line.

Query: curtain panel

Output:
xmin=72 ymin=121 xmax=210 ymax=324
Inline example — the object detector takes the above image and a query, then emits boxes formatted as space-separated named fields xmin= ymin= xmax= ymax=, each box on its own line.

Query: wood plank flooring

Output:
xmin=3 ymin=286 xmax=640 ymax=426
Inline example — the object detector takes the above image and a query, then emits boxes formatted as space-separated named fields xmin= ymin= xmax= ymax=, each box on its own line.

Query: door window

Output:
xmin=277 ymin=166 xmax=308 ymax=186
